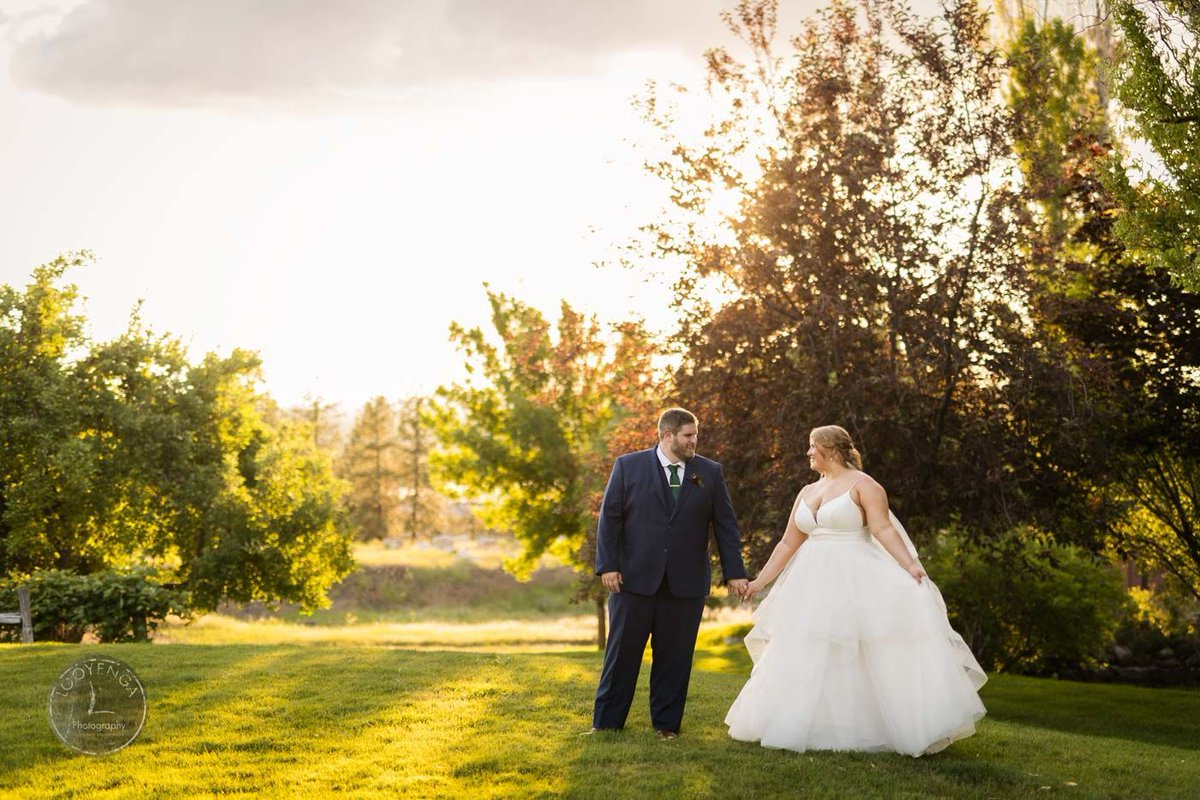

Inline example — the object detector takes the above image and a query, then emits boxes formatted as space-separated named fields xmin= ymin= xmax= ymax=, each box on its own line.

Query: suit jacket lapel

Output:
xmin=669 ymin=459 xmax=695 ymax=522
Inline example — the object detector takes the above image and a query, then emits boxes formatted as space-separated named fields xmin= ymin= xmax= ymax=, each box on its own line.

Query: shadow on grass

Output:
xmin=982 ymin=673 xmax=1200 ymax=750
xmin=563 ymin=667 xmax=1033 ymax=800
xmin=6 ymin=643 xmax=1195 ymax=797
xmin=0 ymin=643 xmax=615 ymax=797
xmin=0 ymin=643 xmax=483 ymax=795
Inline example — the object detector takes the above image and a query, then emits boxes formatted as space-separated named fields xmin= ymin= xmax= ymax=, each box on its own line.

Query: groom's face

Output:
xmin=664 ymin=423 xmax=698 ymax=461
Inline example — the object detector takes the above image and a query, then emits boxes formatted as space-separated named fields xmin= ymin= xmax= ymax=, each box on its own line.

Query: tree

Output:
xmin=1117 ymin=447 xmax=1200 ymax=599
xmin=636 ymin=0 xmax=1048 ymax=564
xmin=340 ymin=396 xmax=404 ymax=540
xmin=0 ymin=256 xmax=354 ymax=615
xmin=288 ymin=394 xmax=344 ymax=453
xmin=395 ymin=395 xmax=444 ymax=540
xmin=1004 ymin=10 xmax=1200 ymax=589
xmin=431 ymin=288 xmax=660 ymax=647
xmin=163 ymin=354 xmax=354 ymax=613
xmin=1005 ymin=12 xmax=1108 ymax=259
xmin=1106 ymin=0 xmax=1200 ymax=290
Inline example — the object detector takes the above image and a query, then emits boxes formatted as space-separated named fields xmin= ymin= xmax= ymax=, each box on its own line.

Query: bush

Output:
xmin=0 ymin=568 xmax=190 ymax=643
xmin=923 ymin=525 xmax=1132 ymax=674
xmin=1109 ymin=581 xmax=1200 ymax=669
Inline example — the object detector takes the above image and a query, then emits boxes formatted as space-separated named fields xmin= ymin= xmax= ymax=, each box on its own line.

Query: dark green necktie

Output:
xmin=668 ymin=464 xmax=681 ymax=499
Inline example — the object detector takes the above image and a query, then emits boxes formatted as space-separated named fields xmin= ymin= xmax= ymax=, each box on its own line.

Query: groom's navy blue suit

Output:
xmin=592 ymin=446 xmax=747 ymax=732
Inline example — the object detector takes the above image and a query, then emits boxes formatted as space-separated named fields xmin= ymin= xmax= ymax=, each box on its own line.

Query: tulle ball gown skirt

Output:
xmin=725 ymin=531 xmax=987 ymax=757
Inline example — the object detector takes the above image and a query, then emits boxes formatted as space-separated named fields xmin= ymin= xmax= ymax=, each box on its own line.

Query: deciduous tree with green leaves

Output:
xmin=635 ymin=0 xmax=1047 ymax=562
xmin=1107 ymin=0 xmax=1200 ymax=289
xmin=1004 ymin=10 xmax=1200 ymax=598
xmin=0 ymin=256 xmax=354 ymax=627
xmin=431 ymin=288 xmax=660 ymax=647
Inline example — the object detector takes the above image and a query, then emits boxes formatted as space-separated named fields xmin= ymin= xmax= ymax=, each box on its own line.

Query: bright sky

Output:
xmin=0 ymin=0 xmax=758 ymax=410
xmin=3 ymin=0 xmax=1025 ymax=412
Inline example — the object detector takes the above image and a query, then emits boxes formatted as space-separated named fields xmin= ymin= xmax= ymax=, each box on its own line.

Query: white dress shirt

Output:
xmin=656 ymin=445 xmax=685 ymax=488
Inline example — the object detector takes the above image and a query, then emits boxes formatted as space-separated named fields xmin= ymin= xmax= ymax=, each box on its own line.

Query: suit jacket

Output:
xmin=595 ymin=447 xmax=747 ymax=597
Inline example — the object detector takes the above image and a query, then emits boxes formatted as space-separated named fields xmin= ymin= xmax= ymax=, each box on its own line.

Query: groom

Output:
xmin=588 ymin=407 xmax=748 ymax=738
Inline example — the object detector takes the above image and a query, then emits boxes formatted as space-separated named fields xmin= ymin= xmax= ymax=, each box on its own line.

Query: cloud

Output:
xmin=1 ymin=4 xmax=75 ymax=44
xmin=7 ymin=0 xmax=732 ymax=108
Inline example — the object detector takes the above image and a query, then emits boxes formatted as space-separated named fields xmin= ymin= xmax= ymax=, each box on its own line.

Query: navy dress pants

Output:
xmin=592 ymin=575 xmax=707 ymax=732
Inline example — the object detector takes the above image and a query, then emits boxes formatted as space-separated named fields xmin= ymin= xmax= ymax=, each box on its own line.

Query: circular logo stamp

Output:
xmin=48 ymin=655 xmax=147 ymax=755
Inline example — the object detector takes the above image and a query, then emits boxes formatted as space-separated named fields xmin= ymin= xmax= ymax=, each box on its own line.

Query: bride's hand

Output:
xmin=906 ymin=562 xmax=927 ymax=584
xmin=743 ymin=580 xmax=762 ymax=602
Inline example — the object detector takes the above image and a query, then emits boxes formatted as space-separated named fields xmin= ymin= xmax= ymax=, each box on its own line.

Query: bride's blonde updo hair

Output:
xmin=810 ymin=425 xmax=863 ymax=470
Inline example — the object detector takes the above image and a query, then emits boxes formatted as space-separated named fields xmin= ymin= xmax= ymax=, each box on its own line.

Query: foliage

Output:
xmin=339 ymin=396 xmax=405 ymax=540
xmin=0 ymin=257 xmax=354 ymax=614
xmin=3 ymin=644 xmax=1200 ymax=797
xmin=636 ymin=0 xmax=1068 ymax=564
xmin=924 ymin=526 xmax=1132 ymax=673
xmin=1004 ymin=13 xmax=1200 ymax=584
xmin=1005 ymin=14 xmax=1107 ymax=258
xmin=395 ymin=395 xmax=445 ymax=538
xmin=286 ymin=394 xmax=344 ymax=452
xmin=1113 ymin=447 xmax=1200 ymax=600
xmin=0 ymin=568 xmax=188 ymax=642
xmin=431 ymin=289 xmax=661 ymax=646
xmin=432 ymin=288 xmax=660 ymax=581
xmin=1107 ymin=0 xmax=1200 ymax=290
xmin=1126 ymin=584 xmax=1199 ymax=637
xmin=1113 ymin=579 xmax=1200 ymax=669
xmin=0 ymin=570 xmax=88 ymax=643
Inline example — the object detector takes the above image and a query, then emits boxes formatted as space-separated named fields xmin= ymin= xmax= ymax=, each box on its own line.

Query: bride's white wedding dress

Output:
xmin=725 ymin=489 xmax=987 ymax=757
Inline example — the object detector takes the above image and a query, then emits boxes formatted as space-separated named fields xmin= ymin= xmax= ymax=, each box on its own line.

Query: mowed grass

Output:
xmin=154 ymin=613 xmax=600 ymax=651
xmin=2 ymin=629 xmax=1198 ymax=799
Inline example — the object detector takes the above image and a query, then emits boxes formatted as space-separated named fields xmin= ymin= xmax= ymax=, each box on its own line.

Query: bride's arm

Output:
xmin=744 ymin=489 xmax=809 ymax=599
xmin=857 ymin=479 xmax=926 ymax=584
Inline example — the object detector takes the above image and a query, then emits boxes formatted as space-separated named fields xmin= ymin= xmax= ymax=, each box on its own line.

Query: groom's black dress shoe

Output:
xmin=655 ymin=729 xmax=679 ymax=740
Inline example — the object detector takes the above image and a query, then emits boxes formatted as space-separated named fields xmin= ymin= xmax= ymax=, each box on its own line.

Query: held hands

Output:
xmin=603 ymin=574 xmax=769 ymax=598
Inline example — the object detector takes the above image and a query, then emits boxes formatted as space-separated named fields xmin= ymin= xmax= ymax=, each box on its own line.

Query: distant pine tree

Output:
xmin=395 ymin=395 xmax=445 ymax=540
xmin=340 ymin=397 xmax=404 ymax=540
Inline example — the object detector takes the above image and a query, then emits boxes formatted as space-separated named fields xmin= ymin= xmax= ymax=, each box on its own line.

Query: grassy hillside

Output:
xmin=2 ymin=630 xmax=1197 ymax=799
xmin=208 ymin=540 xmax=589 ymax=626
xmin=159 ymin=540 xmax=746 ymax=650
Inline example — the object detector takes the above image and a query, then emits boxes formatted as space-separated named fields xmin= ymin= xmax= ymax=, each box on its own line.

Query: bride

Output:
xmin=725 ymin=425 xmax=986 ymax=757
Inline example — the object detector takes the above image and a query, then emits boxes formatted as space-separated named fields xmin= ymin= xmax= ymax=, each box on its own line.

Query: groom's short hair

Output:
xmin=658 ymin=408 xmax=698 ymax=437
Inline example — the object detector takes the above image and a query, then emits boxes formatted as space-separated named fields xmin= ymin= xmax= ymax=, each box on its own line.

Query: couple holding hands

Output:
xmin=586 ymin=408 xmax=986 ymax=756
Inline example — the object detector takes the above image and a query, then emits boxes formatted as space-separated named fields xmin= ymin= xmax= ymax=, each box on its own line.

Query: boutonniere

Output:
xmin=688 ymin=473 xmax=704 ymax=488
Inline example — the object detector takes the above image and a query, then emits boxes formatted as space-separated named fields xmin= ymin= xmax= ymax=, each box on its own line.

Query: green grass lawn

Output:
xmin=2 ymin=628 xmax=1197 ymax=799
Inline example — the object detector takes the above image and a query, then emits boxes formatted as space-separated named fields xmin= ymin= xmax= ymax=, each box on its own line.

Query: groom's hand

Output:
xmin=601 ymin=571 xmax=623 ymax=593
xmin=727 ymin=579 xmax=749 ymax=600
